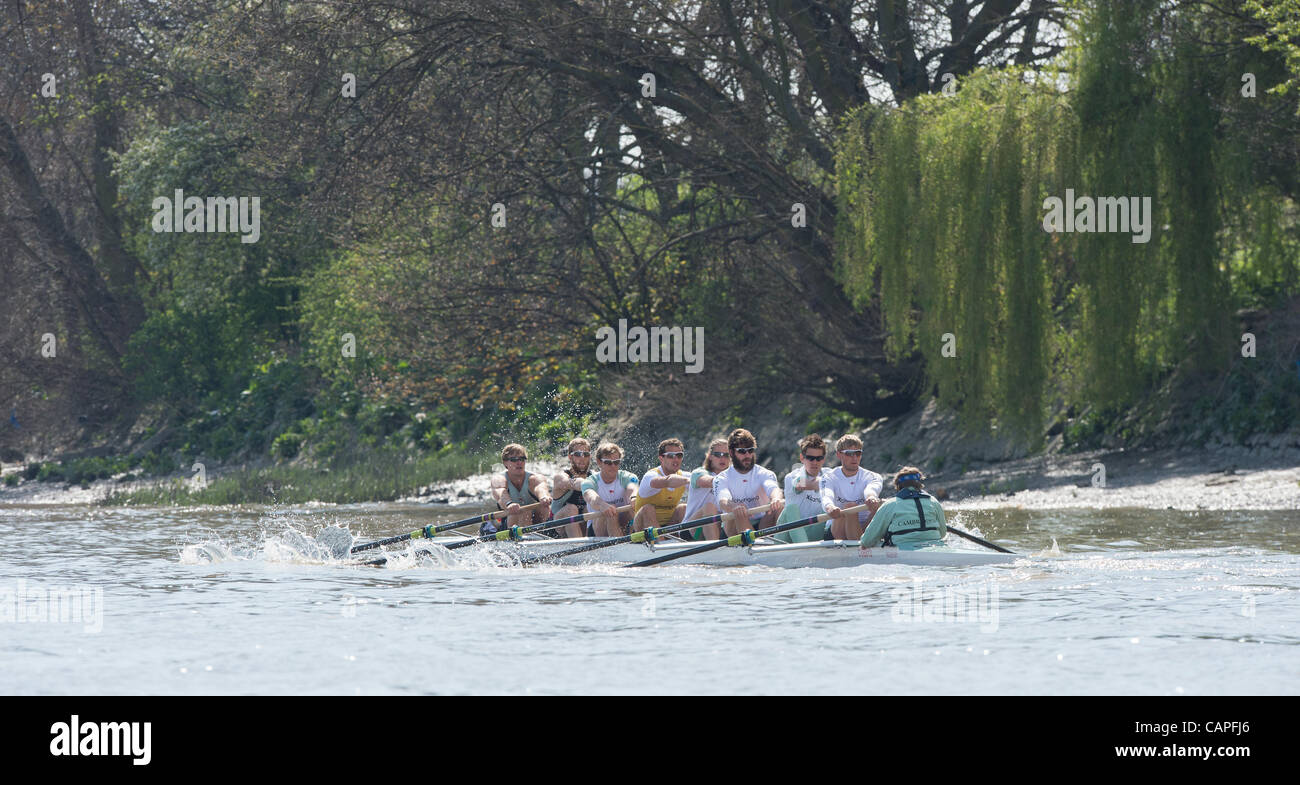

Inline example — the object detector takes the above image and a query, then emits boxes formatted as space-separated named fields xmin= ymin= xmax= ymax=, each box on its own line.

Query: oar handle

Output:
xmin=444 ymin=504 xmax=633 ymax=550
xmin=520 ymin=503 xmax=774 ymax=565
xmin=626 ymin=504 xmax=867 ymax=568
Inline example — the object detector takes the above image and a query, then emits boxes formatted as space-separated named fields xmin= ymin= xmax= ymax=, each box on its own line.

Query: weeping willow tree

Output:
xmin=836 ymin=0 xmax=1296 ymax=437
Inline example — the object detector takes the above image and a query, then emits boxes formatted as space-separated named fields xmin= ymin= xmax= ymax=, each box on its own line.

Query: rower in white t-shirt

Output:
xmin=819 ymin=434 xmax=883 ymax=540
xmin=713 ymin=428 xmax=784 ymax=536
xmin=774 ymin=434 xmax=833 ymax=543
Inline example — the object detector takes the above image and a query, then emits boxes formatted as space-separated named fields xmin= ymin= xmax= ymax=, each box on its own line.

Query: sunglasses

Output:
xmin=839 ymin=449 xmax=863 ymax=457
xmin=504 ymin=456 xmax=526 ymax=463
xmin=661 ymin=451 xmax=684 ymax=458
xmin=803 ymin=454 xmax=825 ymax=461
xmin=733 ymin=447 xmax=756 ymax=455
xmin=600 ymin=458 xmax=622 ymax=465
xmin=710 ymin=451 xmax=729 ymax=458
xmin=569 ymin=451 xmax=591 ymax=457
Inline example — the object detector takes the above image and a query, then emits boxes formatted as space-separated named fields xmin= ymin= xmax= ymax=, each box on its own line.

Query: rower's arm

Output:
xmin=489 ymin=473 xmax=507 ymax=506
xmin=763 ymin=474 xmax=782 ymax=503
xmin=530 ymin=473 xmax=553 ymax=505
xmin=819 ymin=477 xmax=835 ymax=513
xmin=581 ymin=480 xmax=605 ymax=510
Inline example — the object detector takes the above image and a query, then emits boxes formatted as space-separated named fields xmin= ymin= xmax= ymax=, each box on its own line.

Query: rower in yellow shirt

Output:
xmin=632 ymin=438 xmax=691 ymax=533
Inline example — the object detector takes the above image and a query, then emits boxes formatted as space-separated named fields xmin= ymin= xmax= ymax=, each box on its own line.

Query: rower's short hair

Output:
xmin=894 ymin=466 xmax=925 ymax=489
xmin=727 ymin=428 xmax=756 ymax=451
xmin=566 ymin=437 xmax=591 ymax=454
xmin=799 ymin=433 xmax=826 ymax=456
xmin=501 ymin=443 xmax=528 ymax=463
xmin=658 ymin=438 xmax=685 ymax=455
xmin=594 ymin=442 xmax=623 ymax=461
xmin=835 ymin=434 xmax=863 ymax=452
xmin=702 ymin=437 xmax=729 ymax=469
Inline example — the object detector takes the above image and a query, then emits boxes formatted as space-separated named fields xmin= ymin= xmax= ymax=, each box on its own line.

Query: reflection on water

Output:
xmin=0 ymin=502 xmax=1296 ymax=695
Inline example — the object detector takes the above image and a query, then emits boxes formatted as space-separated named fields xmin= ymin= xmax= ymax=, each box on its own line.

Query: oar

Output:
xmin=625 ymin=504 xmax=868 ymax=568
xmin=519 ymin=503 xmax=775 ymax=566
xmin=945 ymin=524 xmax=1014 ymax=554
xmin=355 ymin=504 xmax=633 ymax=567
xmin=349 ymin=501 xmax=546 ymax=553
xmin=440 ymin=504 xmax=632 ymax=551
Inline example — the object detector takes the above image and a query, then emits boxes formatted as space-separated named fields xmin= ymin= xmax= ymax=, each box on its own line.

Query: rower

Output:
xmin=488 ymin=444 xmax=553 ymax=536
xmin=633 ymin=438 xmax=691 ymax=535
xmin=820 ymin=434 xmax=883 ymax=540
xmin=715 ymin=428 xmax=784 ymax=536
xmin=774 ymin=434 xmax=832 ymax=543
xmin=581 ymin=442 xmax=638 ymax=537
xmin=681 ymin=437 xmax=729 ymax=540
xmin=551 ymin=437 xmax=593 ymax=538
xmin=859 ymin=466 xmax=947 ymax=549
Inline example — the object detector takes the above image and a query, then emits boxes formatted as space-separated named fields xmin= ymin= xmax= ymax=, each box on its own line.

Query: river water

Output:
xmin=1 ymin=503 xmax=1296 ymax=695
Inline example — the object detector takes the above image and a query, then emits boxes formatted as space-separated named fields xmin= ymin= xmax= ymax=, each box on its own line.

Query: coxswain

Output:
xmin=859 ymin=466 xmax=948 ymax=549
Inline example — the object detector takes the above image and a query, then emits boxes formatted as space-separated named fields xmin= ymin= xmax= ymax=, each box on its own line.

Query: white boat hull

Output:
xmin=429 ymin=537 xmax=1019 ymax=568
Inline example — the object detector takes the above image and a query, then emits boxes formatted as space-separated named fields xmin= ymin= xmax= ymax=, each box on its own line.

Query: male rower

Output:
xmin=820 ymin=434 xmax=883 ymax=540
xmin=488 ymin=443 xmax=553 ymax=536
xmin=714 ymin=428 xmax=784 ymax=536
xmin=633 ymin=438 xmax=690 ymax=534
xmin=860 ymin=466 xmax=947 ymax=549
xmin=680 ymin=437 xmax=729 ymax=541
xmin=581 ymin=442 xmax=638 ymax=537
xmin=774 ymin=434 xmax=833 ymax=543
xmin=551 ymin=437 xmax=593 ymax=538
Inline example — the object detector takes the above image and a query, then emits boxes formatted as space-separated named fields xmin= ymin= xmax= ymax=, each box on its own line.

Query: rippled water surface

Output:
xmin=1 ymin=503 xmax=1296 ymax=694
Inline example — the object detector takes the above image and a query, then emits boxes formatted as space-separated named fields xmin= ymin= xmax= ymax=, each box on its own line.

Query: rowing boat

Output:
xmin=386 ymin=536 xmax=1018 ymax=568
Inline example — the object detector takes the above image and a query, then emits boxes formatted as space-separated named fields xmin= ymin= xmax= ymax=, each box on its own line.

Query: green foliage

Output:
xmin=836 ymin=1 xmax=1300 ymax=438
xmin=1246 ymin=0 xmax=1300 ymax=102
xmin=271 ymin=431 xmax=305 ymax=460
xmin=104 ymin=446 xmax=487 ymax=506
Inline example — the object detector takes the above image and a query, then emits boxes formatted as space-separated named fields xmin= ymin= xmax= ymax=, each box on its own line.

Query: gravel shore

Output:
xmin=4 ymin=449 xmax=1296 ymax=512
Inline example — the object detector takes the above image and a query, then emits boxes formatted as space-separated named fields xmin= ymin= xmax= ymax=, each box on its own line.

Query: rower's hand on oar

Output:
xmin=722 ymin=501 xmax=751 ymax=521
xmin=769 ymin=497 xmax=785 ymax=516
xmin=603 ymin=504 xmax=619 ymax=524
xmin=866 ymin=496 xmax=882 ymax=513
xmin=506 ymin=502 xmax=521 ymax=514
xmin=827 ymin=505 xmax=844 ymax=520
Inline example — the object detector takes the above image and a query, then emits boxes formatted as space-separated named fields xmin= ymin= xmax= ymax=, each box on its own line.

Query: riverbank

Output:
xmin=4 ymin=447 xmax=1295 ymax=512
